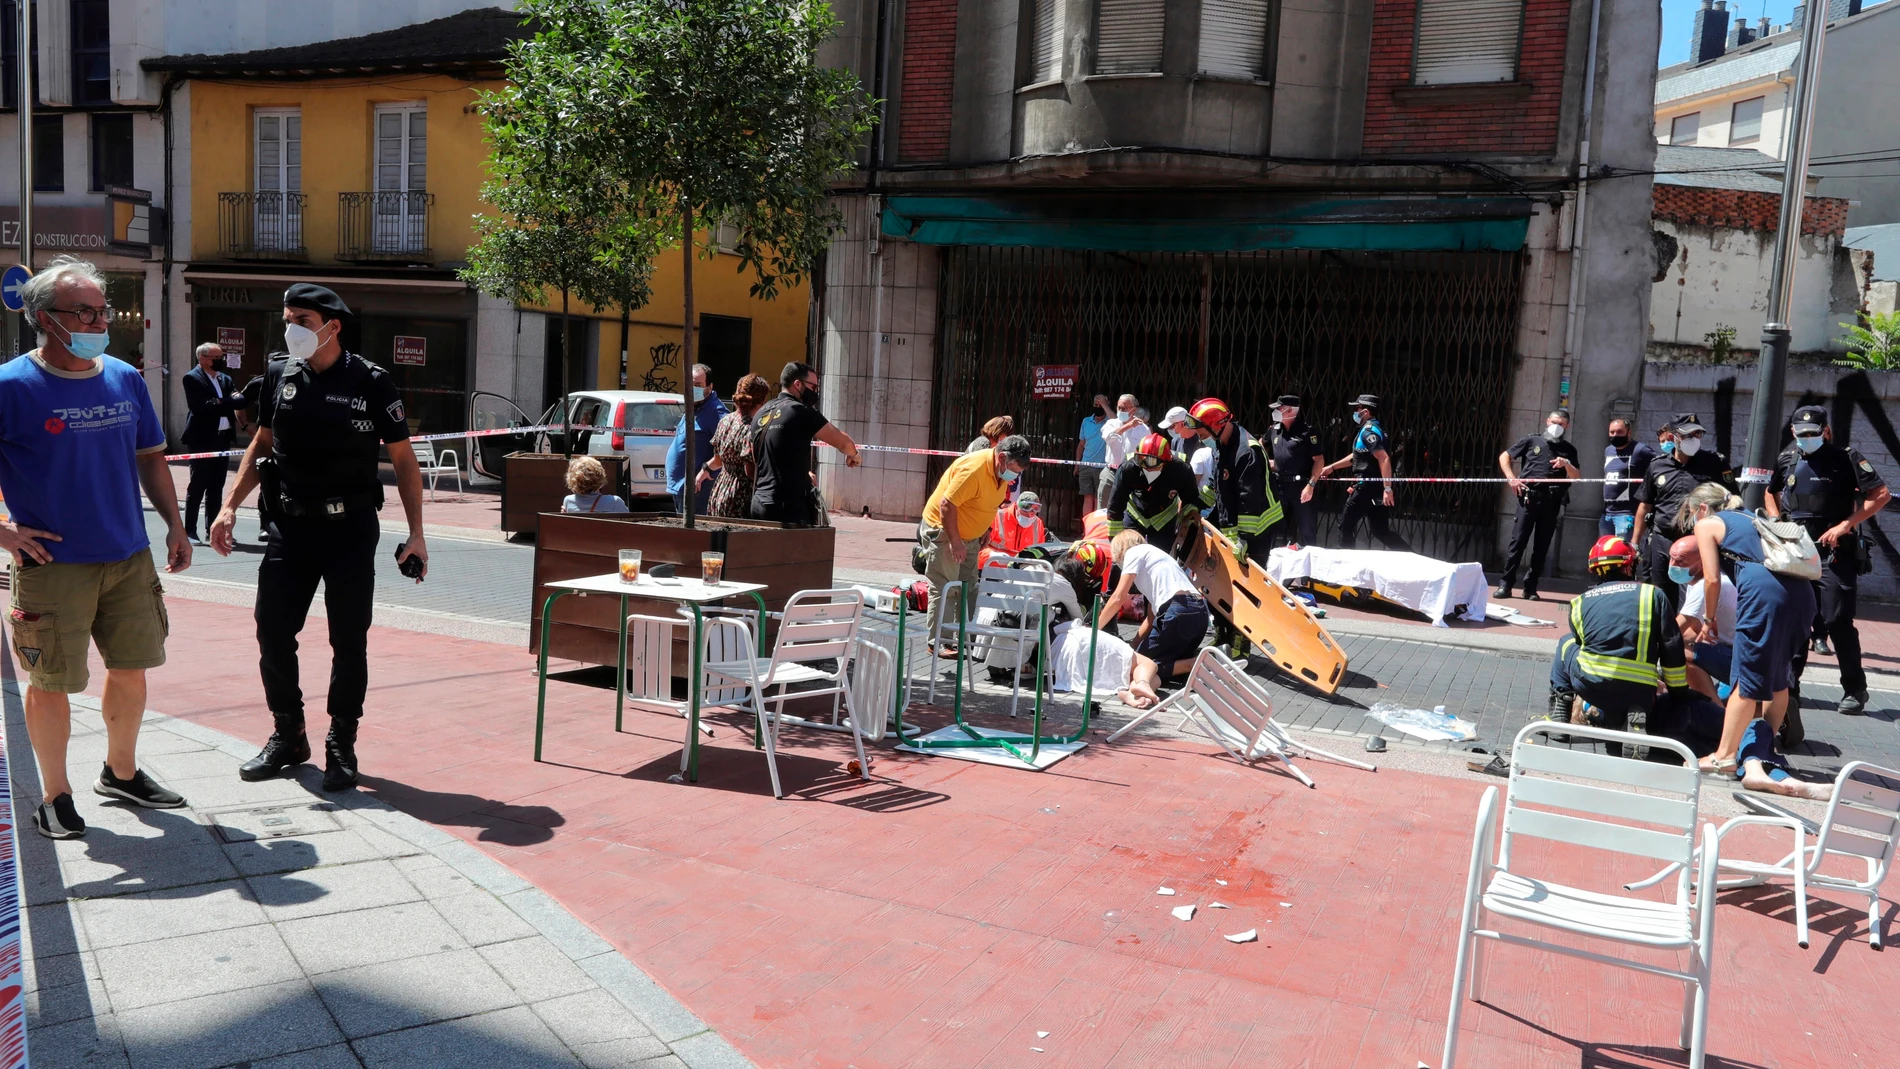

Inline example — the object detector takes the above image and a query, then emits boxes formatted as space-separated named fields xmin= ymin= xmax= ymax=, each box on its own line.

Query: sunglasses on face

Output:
xmin=1018 ymin=503 xmax=1041 ymax=514
xmin=1794 ymin=431 xmax=1823 ymax=440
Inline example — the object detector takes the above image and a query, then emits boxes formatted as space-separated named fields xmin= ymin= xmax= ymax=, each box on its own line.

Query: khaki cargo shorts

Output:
xmin=8 ymin=553 xmax=169 ymax=693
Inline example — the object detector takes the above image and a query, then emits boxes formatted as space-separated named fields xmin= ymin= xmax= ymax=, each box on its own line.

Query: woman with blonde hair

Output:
xmin=1679 ymin=481 xmax=1814 ymax=775
xmin=562 ymin=456 xmax=629 ymax=513
xmin=697 ymin=373 xmax=774 ymax=517
xmin=1097 ymin=528 xmax=1210 ymax=708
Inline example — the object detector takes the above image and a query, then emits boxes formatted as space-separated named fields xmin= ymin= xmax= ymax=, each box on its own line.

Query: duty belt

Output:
xmin=276 ymin=490 xmax=383 ymax=518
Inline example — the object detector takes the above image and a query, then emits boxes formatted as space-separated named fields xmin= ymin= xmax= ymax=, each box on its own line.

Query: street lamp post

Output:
xmin=1742 ymin=4 xmax=1828 ymax=509
xmin=15 ymin=0 xmax=31 ymax=275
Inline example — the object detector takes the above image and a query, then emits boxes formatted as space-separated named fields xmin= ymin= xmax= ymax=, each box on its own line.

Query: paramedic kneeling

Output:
xmin=1099 ymin=529 xmax=1211 ymax=707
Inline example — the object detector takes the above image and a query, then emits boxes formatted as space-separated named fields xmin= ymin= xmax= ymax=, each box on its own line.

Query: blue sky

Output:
xmin=1659 ymin=0 xmax=1798 ymax=65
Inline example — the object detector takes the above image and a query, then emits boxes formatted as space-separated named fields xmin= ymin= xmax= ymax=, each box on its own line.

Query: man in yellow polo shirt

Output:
xmin=922 ymin=435 xmax=1032 ymax=645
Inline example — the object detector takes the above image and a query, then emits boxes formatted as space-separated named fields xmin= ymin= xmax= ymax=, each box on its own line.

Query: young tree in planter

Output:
xmin=576 ymin=0 xmax=875 ymax=527
xmin=462 ymin=3 xmax=657 ymax=456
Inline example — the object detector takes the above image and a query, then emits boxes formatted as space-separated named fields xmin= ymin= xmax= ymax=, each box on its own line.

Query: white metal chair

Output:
xmin=1626 ymin=760 xmax=1900 ymax=949
xmin=1104 ymin=647 xmax=1374 ymax=786
xmin=1443 ymin=722 xmax=1717 ymax=1069
xmin=696 ymin=589 xmax=872 ymax=799
xmin=928 ymin=556 xmax=1054 ymax=719
xmin=621 ymin=611 xmax=753 ymax=738
xmin=413 ymin=439 xmax=463 ymax=501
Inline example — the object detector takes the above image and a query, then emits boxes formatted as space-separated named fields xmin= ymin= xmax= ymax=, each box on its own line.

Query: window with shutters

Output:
xmin=1728 ymin=97 xmax=1763 ymax=145
xmin=1094 ymin=0 xmax=1164 ymax=75
xmin=1412 ymin=0 xmax=1523 ymax=86
xmin=1669 ymin=112 xmax=1700 ymax=146
xmin=1028 ymin=0 xmax=1065 ymax=84
xmin=1199 ymin=0 xmax=1273 ymax=80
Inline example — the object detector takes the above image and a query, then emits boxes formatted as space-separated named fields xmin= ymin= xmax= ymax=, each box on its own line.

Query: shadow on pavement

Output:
xmin=358 ymin=777 xmax=564 ymax=847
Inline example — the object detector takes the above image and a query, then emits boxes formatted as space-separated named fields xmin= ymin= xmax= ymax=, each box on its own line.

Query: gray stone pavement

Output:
xmin=12 ymin=685 xmax=753 ymax=1069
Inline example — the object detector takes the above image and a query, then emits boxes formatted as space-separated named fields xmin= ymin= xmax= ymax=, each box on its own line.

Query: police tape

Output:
xmin=167 ymin=427 xmax=1622 ymax=485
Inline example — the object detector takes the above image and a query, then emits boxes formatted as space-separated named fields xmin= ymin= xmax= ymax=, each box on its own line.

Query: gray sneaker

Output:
xmin=33 ymin=794 xmax=86 ymax=839
xmin=94 ymin=765 xmax=187 ymax=809
xmin=1838 ymin=691 xmax=1869 ymax=716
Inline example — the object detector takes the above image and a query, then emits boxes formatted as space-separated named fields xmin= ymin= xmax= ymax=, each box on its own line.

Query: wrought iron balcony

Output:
xmin=217 ymin=192 xmax=308 ymax=261
xmin=339 ymin=191 xmax=435 ymax=263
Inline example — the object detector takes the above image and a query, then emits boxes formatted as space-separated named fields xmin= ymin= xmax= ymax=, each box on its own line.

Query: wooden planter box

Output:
xmin=501 ymin=452 xmax=629 ymax=537
xmin=529 ymin=511 xmax=836 ymax=672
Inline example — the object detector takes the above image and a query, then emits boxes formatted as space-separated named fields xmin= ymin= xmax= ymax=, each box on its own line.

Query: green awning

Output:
xmin=880 ymin=194 xmax=1533 ymax=253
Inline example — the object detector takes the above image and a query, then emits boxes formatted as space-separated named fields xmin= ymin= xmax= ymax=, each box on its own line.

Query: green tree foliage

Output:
xmin=500 ymin=0 xmax=874 ymax=522
xmin=461 ymin=3 xmax=662 ymax=453
xmin=1836 ymin=311 xmax=1900 ymax=371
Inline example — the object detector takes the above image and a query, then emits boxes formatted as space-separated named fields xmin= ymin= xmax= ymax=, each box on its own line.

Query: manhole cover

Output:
xmin=207 ymin=803 xmax=342 ymax=843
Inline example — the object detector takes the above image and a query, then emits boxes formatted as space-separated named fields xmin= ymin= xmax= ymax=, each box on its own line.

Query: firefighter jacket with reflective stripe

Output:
xmin=1210 ymin=425 xmax=1282 ymax=539
xmin=1106 ymin=458 xmax=1202 ymax=541
xmin=1566 ymin=580 xmax=1688 ymax=692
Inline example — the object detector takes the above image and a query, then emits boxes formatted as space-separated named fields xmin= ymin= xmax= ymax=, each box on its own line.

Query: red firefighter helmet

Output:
xmin=1587 ymin=535 xmax=1636 ymax=576
xmin=1187 ymin=397 xmax=1232 ymax=433
xmin=1135 ymin=432 xmax=1172 ymax=466
xmin=1070 ymin=541 xmax=1110 ymax=585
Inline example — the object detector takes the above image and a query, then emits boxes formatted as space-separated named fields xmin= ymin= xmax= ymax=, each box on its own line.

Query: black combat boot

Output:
xmin=239 ymin=718 xmax=311 ymax=781
xmin=1779 ymin=684 xmax=1806 ymax=750
xmin=322 ymin=721 xmax=360 ymax=792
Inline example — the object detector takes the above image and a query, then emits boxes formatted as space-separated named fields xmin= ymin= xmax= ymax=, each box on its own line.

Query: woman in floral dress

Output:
xmin=698 ymin=373 xmax=772 ymax=517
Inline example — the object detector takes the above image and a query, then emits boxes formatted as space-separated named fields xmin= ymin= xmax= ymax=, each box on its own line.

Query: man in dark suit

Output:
xmin=181 ymin=342 xmax=245 ymax=544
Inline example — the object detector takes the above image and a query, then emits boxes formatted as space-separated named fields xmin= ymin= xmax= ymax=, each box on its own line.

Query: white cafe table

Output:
xmin=533 ymin=572 xmax=769 ymax=782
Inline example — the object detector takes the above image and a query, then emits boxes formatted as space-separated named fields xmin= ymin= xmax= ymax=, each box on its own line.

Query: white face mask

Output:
xmin=1142 ymin=468 xmax=1162 ymax=484
xmin=1677 ymin=436 xmax=1703 ymax=458
xmin=284 ymin=322 xmax=330 ymax=362
xmin=1544 ymin=423 xmax=1566 ymax=441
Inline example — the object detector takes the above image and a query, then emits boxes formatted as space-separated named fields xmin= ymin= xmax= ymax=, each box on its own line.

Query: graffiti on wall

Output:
xmin=642 ymin=341 xmax=681 ymax=392
xmin=1705 ymin=370 xmax=1898 ymax=575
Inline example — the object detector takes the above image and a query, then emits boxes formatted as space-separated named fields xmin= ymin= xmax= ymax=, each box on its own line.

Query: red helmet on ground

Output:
xmin=1187 ymin=398 xmax=1232 ymax=433
xmin=1135 ymin=432 xmax=1172 ymax=465
xmin=1070 ymin=541 xmax=1110 ymax=584
xmin=1587 ymin=535 xmax=1636 ymax=576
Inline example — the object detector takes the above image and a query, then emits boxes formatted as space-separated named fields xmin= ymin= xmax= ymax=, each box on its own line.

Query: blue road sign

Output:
xmin=0 ymin=265 xmax=30 ymax=313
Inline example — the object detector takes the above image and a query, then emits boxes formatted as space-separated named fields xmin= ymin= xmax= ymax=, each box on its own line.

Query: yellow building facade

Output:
xmin=157 ymin=8 xmax=807 ymax=443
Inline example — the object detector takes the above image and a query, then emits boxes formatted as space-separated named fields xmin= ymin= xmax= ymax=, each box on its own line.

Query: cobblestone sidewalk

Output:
xmin=13 ymin=687 xmax=751 ymax=1069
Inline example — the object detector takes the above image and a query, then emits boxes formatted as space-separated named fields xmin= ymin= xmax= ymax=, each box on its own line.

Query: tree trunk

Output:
xmin=560 ymin=285 xmax=572 ymax=458
xmin=681 ymin=200 xmax=697 ymax=529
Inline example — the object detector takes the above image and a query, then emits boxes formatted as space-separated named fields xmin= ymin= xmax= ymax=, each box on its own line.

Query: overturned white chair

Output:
xmin=696 ymin=589 xmax=872 ymax=799
xmin=1626 ymin=759 xmax=1900 ymax=949
xmin=1104 ymin=647 xmax=1374 ymax=787
xmin=1443 ymin=723 xmax=1716 ymax=1069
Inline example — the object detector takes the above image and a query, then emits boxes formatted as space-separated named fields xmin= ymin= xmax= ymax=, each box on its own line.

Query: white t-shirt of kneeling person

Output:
xmin=1121 ymin=542 xmax=1197 ymax=610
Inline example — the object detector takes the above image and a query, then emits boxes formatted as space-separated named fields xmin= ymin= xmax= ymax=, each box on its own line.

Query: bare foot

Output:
xmin=1741 ymin=760 xmax=1832 ymax=801
xmin=1118 ymin=687 xmax=1156 ymax=710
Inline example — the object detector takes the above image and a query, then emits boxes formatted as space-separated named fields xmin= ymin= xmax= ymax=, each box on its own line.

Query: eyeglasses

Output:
xmin=1135 ymin=455 xmax=1166 ymax=469
xmin=1018 ymin=503 xmax=1041 ymax=514
xmin=49 ymin=304 xmax=114 ymax=327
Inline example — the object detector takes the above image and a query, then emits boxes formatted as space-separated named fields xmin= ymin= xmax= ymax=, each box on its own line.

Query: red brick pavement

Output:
xmin=69 ymin=595 xmax=1892 ymax=1068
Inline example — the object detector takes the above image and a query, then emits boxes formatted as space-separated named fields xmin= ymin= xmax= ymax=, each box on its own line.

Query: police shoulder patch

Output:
xmin=387 ymin=400 xmax=405 ymax=423
xmin=281 ymin=383 xmax=297 ymax=400
xmin=1657 ymin=474 xmax=1668 ymax=486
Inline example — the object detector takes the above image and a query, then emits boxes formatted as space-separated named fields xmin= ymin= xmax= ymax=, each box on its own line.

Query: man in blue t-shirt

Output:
xmin=1074 ymin=393 xmax=1111 ymax=515
xmin=665 ymin=362 xmax=728 ymax=516
xmin=0 ymin=257 xmax=193 ymax=839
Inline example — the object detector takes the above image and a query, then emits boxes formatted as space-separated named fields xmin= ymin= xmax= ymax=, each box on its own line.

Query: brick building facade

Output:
xmin=1362 ymin=0 xmax=1572 ymax=155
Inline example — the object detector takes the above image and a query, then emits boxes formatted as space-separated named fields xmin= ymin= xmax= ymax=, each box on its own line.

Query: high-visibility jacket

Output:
xmin=1566 ymin=580 xmax=1688 ymax=692
xmin=1209 ymin=424 xmax=1281 ymax=542
xmin=1105 ymin=457 xmax=1202 ymax=543
xmin=988 ymin=506 xmax=1047 ymax=555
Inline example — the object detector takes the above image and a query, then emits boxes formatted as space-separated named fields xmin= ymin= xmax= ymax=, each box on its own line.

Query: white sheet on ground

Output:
xmin=1267 ymin=546 xmax=1488 ymax=627
xmin=1049 ymin=620 xmax=1135 ymax=694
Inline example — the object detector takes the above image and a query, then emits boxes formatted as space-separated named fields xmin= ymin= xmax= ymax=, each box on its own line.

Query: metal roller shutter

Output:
xmin=1030 ymin=0 xmax=1065 ymax=83
xmin=1199 ymin=0 xmax=1271 ymax=79
xmin=1095 ymin=0 xmax=1164 ymax=75
xmin=1413 ymin=0 xmax=1522 ymax=85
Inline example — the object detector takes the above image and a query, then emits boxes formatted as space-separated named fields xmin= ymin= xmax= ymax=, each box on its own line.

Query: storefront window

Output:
xmin=104 ymin=271 xmax=144 ymax=367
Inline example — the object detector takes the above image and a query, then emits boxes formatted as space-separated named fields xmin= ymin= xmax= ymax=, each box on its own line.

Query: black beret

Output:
xmin=283 ymin=283 xmax=351 ymax=320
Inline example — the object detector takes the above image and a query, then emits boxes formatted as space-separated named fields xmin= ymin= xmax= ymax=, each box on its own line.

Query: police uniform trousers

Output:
xmin=1270 ymin=475 xmax=1318 ymax=548
xmin=256 ymin=509 xmax=380 ymax=727
xmin=1499 ymin=489 xmax=1563 ymax=590
xmin=1791 ymin=535 xmax=1867 ymax=696
xmin=184 ymin=458 xmax=229 ymax=538
xmin=1338 ymin=484 xmax=1410 ymax=552
xmin=1640 ymin=530 xmax=1681 ymax=609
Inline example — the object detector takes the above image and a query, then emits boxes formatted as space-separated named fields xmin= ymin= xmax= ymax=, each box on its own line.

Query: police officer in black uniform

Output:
xmin=1322 ymin=393 xmax=1410 ymax=551
xmin=1494 ymin=410 xmax=1579 ymax=601
xmin=210 ymin=284 xmax=430 ymax=791
xmin=1631 ymin=414 xmax=1735 ymax=605
xmin=1268 ymin=394 xmax=1324 ymax=548
xmin=1769 ymin=405 xmax=1891 ymax=716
